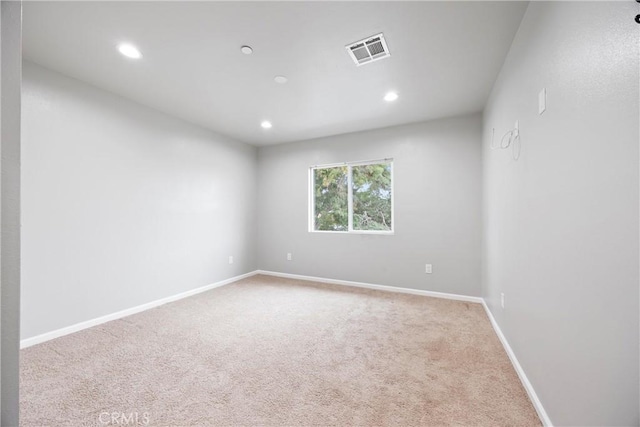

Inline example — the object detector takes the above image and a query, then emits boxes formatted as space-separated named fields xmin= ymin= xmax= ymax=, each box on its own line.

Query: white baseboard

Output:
xmin=20 ymin=270 xmax=259 ymax=349
xmin=21 ymin=270 xmax=478 ymax=349
xmin=481 ymin=301 xmax=553 ymax=427
xmin=257 ymin=270 xmax=550 ymax=426
xmin=22 ymin=268 xmax=550 ymax=427
xmin=256 ymin=270 xmax=483 ymax=304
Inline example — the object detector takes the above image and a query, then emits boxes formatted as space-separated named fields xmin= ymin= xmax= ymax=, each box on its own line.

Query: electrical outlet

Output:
xmin=425 ymin=264 xmax=432 ymax=274
xmin=501 ymin=293 xmax=505 ymax=309
xmin=287 ymin=253 xmax=292 ymax=261
xmin=228 ymin=256 xmax=233 ymax=265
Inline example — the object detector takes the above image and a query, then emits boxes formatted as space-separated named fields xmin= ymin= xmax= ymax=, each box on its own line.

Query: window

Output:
xmin=310 ymin=159 xmax=393 ymax=233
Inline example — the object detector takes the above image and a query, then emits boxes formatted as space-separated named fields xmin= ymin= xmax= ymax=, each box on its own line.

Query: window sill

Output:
xmin=309 ymin=230 xmax=394 ymax=236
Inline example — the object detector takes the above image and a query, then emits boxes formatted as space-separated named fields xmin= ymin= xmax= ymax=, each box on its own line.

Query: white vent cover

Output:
xmin=346 ymin=33 xmax=390 ymax=66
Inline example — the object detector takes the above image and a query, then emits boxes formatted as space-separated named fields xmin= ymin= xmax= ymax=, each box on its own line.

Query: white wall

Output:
xmin=257 ymin=114 xmax=482 ymax=296
xmin=482 ymin=2 xmax=639 ymax=426
xmin=21 ymin=62 xmax=258 ymax=340
xmin=1 ymin=2 xmax=22 ymax=424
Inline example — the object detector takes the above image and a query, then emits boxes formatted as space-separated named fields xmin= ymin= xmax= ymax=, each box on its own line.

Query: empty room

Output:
xmin=0 ymin=0 xmax=637 ymax=426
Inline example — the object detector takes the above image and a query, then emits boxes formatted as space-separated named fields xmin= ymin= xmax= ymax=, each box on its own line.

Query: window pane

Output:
xmin=314 ymin=166 xmax=348 ymax=231
xmin=352 ymin=163 xmax=392 ymax=231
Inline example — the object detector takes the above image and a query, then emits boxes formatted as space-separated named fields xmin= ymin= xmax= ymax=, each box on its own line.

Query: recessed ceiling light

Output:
xmin=274 ymin=75 xmax=288 ymax=84
xmin=384 ymin=92 xmax=398 ymax=102
xmin=261 ymin=121 xmax=272 ymax=129
xmin=118 ymin=43 xmax=142 ymax=59
xmin=241 ymin=45 xmax=253 ymax=55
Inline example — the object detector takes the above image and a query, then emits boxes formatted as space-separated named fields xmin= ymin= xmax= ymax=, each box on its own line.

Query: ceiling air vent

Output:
xmin=346 ymin=33 xmax=390 ymax=66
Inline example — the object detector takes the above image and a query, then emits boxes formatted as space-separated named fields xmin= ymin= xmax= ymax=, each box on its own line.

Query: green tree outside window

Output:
xmin=312 ymin=161 xmax=392 ymax=232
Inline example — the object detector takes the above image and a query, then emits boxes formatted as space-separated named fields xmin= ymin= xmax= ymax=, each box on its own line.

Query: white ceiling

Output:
xmin=23 ymin=1 xmax=527 ymax=146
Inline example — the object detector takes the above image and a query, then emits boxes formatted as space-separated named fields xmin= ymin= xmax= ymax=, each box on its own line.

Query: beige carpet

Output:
xmin=21 ymin=275 xmax=541 ymax=426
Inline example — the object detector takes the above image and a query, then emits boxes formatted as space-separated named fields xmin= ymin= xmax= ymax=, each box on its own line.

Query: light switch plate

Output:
xmin=539 ymin=88 xmax=546 ymax=115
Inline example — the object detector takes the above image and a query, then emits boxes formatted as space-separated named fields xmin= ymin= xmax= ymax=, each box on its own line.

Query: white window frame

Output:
xmin=309 ymin=158 xmax=394 ymax=235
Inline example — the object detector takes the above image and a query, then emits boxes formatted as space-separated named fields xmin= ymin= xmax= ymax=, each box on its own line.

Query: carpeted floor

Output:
xmin=21 ymin=275 xmax=541 ymax=426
